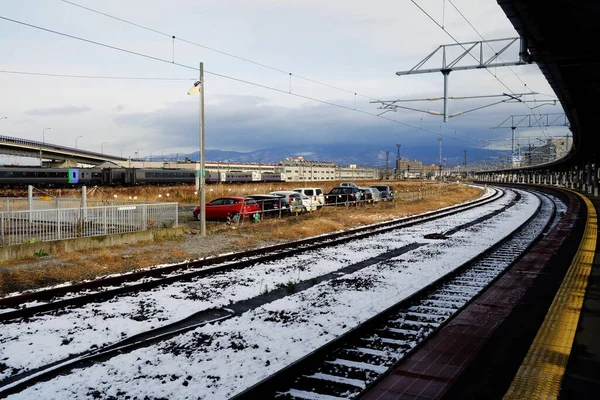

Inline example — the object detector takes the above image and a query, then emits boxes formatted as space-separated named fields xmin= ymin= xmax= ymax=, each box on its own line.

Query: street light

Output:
xmin=101 ymin=142 xmax=108 ymax=155
xmin=136 ymin=149 xmax=143 ymax=160
xmin=76 ymin=135 xmax=82 ymax=149
xmin=187 ymin=62 xmax=206 ymax=237
xmin=40 ymin=127 xmax=51 ymax=165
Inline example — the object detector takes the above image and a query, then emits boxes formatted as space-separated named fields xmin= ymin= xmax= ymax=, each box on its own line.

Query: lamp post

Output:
xmin=187 ymin=62 xmax=206 ymax=237
xmin=101 ymin=142 xmax=108 ymax=155
xmin=76 ymin=136 xmax=82 ymax=149
xmin=136 ymin=149 xmax=143 ymax=160
xmin=40 ymin=127 xmax=51 ymax=166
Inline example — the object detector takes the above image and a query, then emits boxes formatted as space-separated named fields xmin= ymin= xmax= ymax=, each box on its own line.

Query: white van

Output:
xmin=292 ymin=188 xmax=325 ymax=209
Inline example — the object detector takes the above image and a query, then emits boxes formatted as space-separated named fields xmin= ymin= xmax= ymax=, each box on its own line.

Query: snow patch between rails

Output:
xmin=2 ymin=189 xmax=547 ymax=399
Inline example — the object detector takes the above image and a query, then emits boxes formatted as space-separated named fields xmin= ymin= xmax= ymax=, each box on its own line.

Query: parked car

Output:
xmin=359 ymin=187 xmax=381 ymax=203
xmin=325 ymin=187 xmax=362 ymax=205
xmin=246 ymin=194 xmax=289 ymax=217
xmin=270 ymin=191 xmax=317 ymax=213
xmin=371 ymin=185 xmax=395 ymax=201
xmin=340 ymin=182 xmax=359 ymax=188
xmin=193 ymin=196 xmax=261 ymax=222
xmin=292 ymin=188 xmax=325 ymax=209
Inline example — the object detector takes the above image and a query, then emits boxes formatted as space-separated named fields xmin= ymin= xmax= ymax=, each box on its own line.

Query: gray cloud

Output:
xmin=26 ymin=105 xmax=92 ymax=116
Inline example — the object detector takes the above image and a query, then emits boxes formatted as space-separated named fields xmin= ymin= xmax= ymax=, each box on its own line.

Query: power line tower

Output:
xmin=396 ymin=144 xmax=401 ymax=160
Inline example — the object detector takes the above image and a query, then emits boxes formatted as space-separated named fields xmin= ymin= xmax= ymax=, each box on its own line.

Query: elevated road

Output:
xmin=0 ymin=135 xmax=126 ymax=166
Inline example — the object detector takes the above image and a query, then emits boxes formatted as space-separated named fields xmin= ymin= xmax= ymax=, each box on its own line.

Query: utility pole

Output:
xmin=438 ymin=137 xmax=443 ymax=179
xmin=463 ymin=149 xmax=467 ymax=167
xmin=385 ymin=151 xmax=390 ymax=179
xmin=396 ymin=144 xmax=401 ymax=179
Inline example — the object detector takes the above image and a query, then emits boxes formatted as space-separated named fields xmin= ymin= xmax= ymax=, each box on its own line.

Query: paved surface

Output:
xmin=559 ymin=195 xmax=600 ymax=399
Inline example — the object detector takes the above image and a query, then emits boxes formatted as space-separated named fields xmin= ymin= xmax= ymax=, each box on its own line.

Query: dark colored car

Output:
xmin=325 ymin=187 xmax=362 ymax=205
xmin=246 ymin=194 xmax=290 ymax=217
xmin=193 ymin=196 xmax=261 ymax=222
xmin=371 ymin=185 xmax=395 ymax=201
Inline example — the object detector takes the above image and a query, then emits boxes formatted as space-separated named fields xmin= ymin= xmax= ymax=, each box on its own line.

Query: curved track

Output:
xmin=0 ymin=186 xmax=567 ymax=399
xmin=0 ymin=187 xmax=505 ymax=321
xmin=233 ymin=190 xmax=561 ymax=399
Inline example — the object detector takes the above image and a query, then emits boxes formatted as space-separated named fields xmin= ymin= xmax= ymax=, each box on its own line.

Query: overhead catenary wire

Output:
xmin=0 ymin=14 xmax=475 ymax=146
xmin=0 ymin=70 xmax=195 ymax=81
xmin=59 ymin=0 xmax=378 ymax=101
xmin=446 ymin=0 xmax=549 ymax=135
xmin=410 ymin=0 xmax=550 ymax=137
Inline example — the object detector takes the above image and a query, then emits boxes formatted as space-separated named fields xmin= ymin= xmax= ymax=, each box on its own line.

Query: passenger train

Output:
xmin=0 ymin=167 xmax=286 ymax=187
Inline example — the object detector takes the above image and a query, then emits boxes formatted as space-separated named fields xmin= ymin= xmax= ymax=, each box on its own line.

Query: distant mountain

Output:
xmin=166 ymin=144 xmax=502 ymax=167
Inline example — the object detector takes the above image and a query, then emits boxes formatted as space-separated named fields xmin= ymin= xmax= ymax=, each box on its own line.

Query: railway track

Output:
xmin=0 ymin=186 xmax=539 ymax=398
xmin=232 ymin=190 xmax=559 ymax=399
xmin=0 ymin=186 xmax=505 ymax=321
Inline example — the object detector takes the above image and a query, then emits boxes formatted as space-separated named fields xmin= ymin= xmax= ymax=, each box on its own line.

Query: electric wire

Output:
xmin=444 ymin=0 xmax=552 ymax=136
xmin=446 ymin=0 xmax=548 ymax=113
xmin=0 ymin=14 xmax=475 ymax=145
xmin=0 ymin=70 xmax=195 ymax=81
xmin=410 ymin=0 xmax=552 ymax=148
xmin=59 ymin=0 xmax=378 ymax=101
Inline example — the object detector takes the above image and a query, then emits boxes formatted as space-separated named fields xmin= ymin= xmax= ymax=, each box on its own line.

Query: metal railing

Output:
xmin=0 ymin=197 xmax=140 ymax=212
xmin=1 ymin=203 xmax=178 ymax=246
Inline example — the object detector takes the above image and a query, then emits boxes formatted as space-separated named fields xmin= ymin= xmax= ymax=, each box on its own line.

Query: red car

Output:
xmin=193 ymin=196 xmax=261 ymax=222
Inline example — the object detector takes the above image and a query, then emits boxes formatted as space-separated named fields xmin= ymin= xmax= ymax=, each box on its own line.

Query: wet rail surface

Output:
xmin=232 ymin=190 xmax=562 ymax=400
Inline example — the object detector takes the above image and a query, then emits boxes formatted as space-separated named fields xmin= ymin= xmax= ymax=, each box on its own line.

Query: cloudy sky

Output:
xmin=0 ymin=0 xmax=568 ymax=164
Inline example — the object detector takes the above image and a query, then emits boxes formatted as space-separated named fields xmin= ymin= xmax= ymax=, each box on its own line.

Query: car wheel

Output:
xmin=195 ymin=213 xmax=201 ymax=221
xmin=230 ymin=213 xmax=241 ymax=223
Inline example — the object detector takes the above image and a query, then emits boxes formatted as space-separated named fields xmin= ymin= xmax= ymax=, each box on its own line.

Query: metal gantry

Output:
xmin=490 ymin=113 xmax=570 ymax=166
xmin=389 ymin=37 xmax=530 ymax=122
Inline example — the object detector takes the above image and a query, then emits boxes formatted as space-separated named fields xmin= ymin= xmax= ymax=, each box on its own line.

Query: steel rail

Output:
xmin=0 ymin=188 xmax=528 ymax=397
xmin=232 ymin=190 xmax=560 ymax=399
xmin=0 ymin=188 xmax=505 ymax=321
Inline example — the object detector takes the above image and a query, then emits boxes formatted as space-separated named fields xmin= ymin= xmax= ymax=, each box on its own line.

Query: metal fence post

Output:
xmin=28 ymin=185 xmax=33 ymax=223
xmin=1 ymin=213 xmax=4 ymax=246
xmin=82 ymin=185 xmax=88 ymax=224
xmin=57 ymin=209 xmax=61 ymax=240
xmin=103 ymin=205 xmax=108 ymax=234
xmin=142 ymin=204 xmax=147 ymax=230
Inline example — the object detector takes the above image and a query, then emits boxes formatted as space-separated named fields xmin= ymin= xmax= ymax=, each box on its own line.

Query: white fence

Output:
xmin=0 ymin=197 xmax=137 ymax=212
xmin=0 ymin=203 xmax=178 ymax=246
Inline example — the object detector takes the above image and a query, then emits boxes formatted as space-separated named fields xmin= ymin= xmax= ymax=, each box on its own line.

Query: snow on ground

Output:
xmin=3 ymin=190 xmax=542 ymax=399
xmin=0 ymin=188 xmax=511 ymax=381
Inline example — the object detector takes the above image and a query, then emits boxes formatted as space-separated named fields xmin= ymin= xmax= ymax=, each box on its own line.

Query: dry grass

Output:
xmin=8 ymin=180 xmax=471 ymax=204
xmin=0 ymin=182 xmax=481 ymax=296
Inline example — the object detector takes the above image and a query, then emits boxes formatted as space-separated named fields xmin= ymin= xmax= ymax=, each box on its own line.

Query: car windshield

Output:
xmin=330 ymin=188 xmax=343 ymax=194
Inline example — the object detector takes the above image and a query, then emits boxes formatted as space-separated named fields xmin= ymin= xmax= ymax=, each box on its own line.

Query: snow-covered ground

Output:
xmin=0 ymin=189 xmax=548 ymax=399
xmin=0 ymin=188 xmax=502 ymax=380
